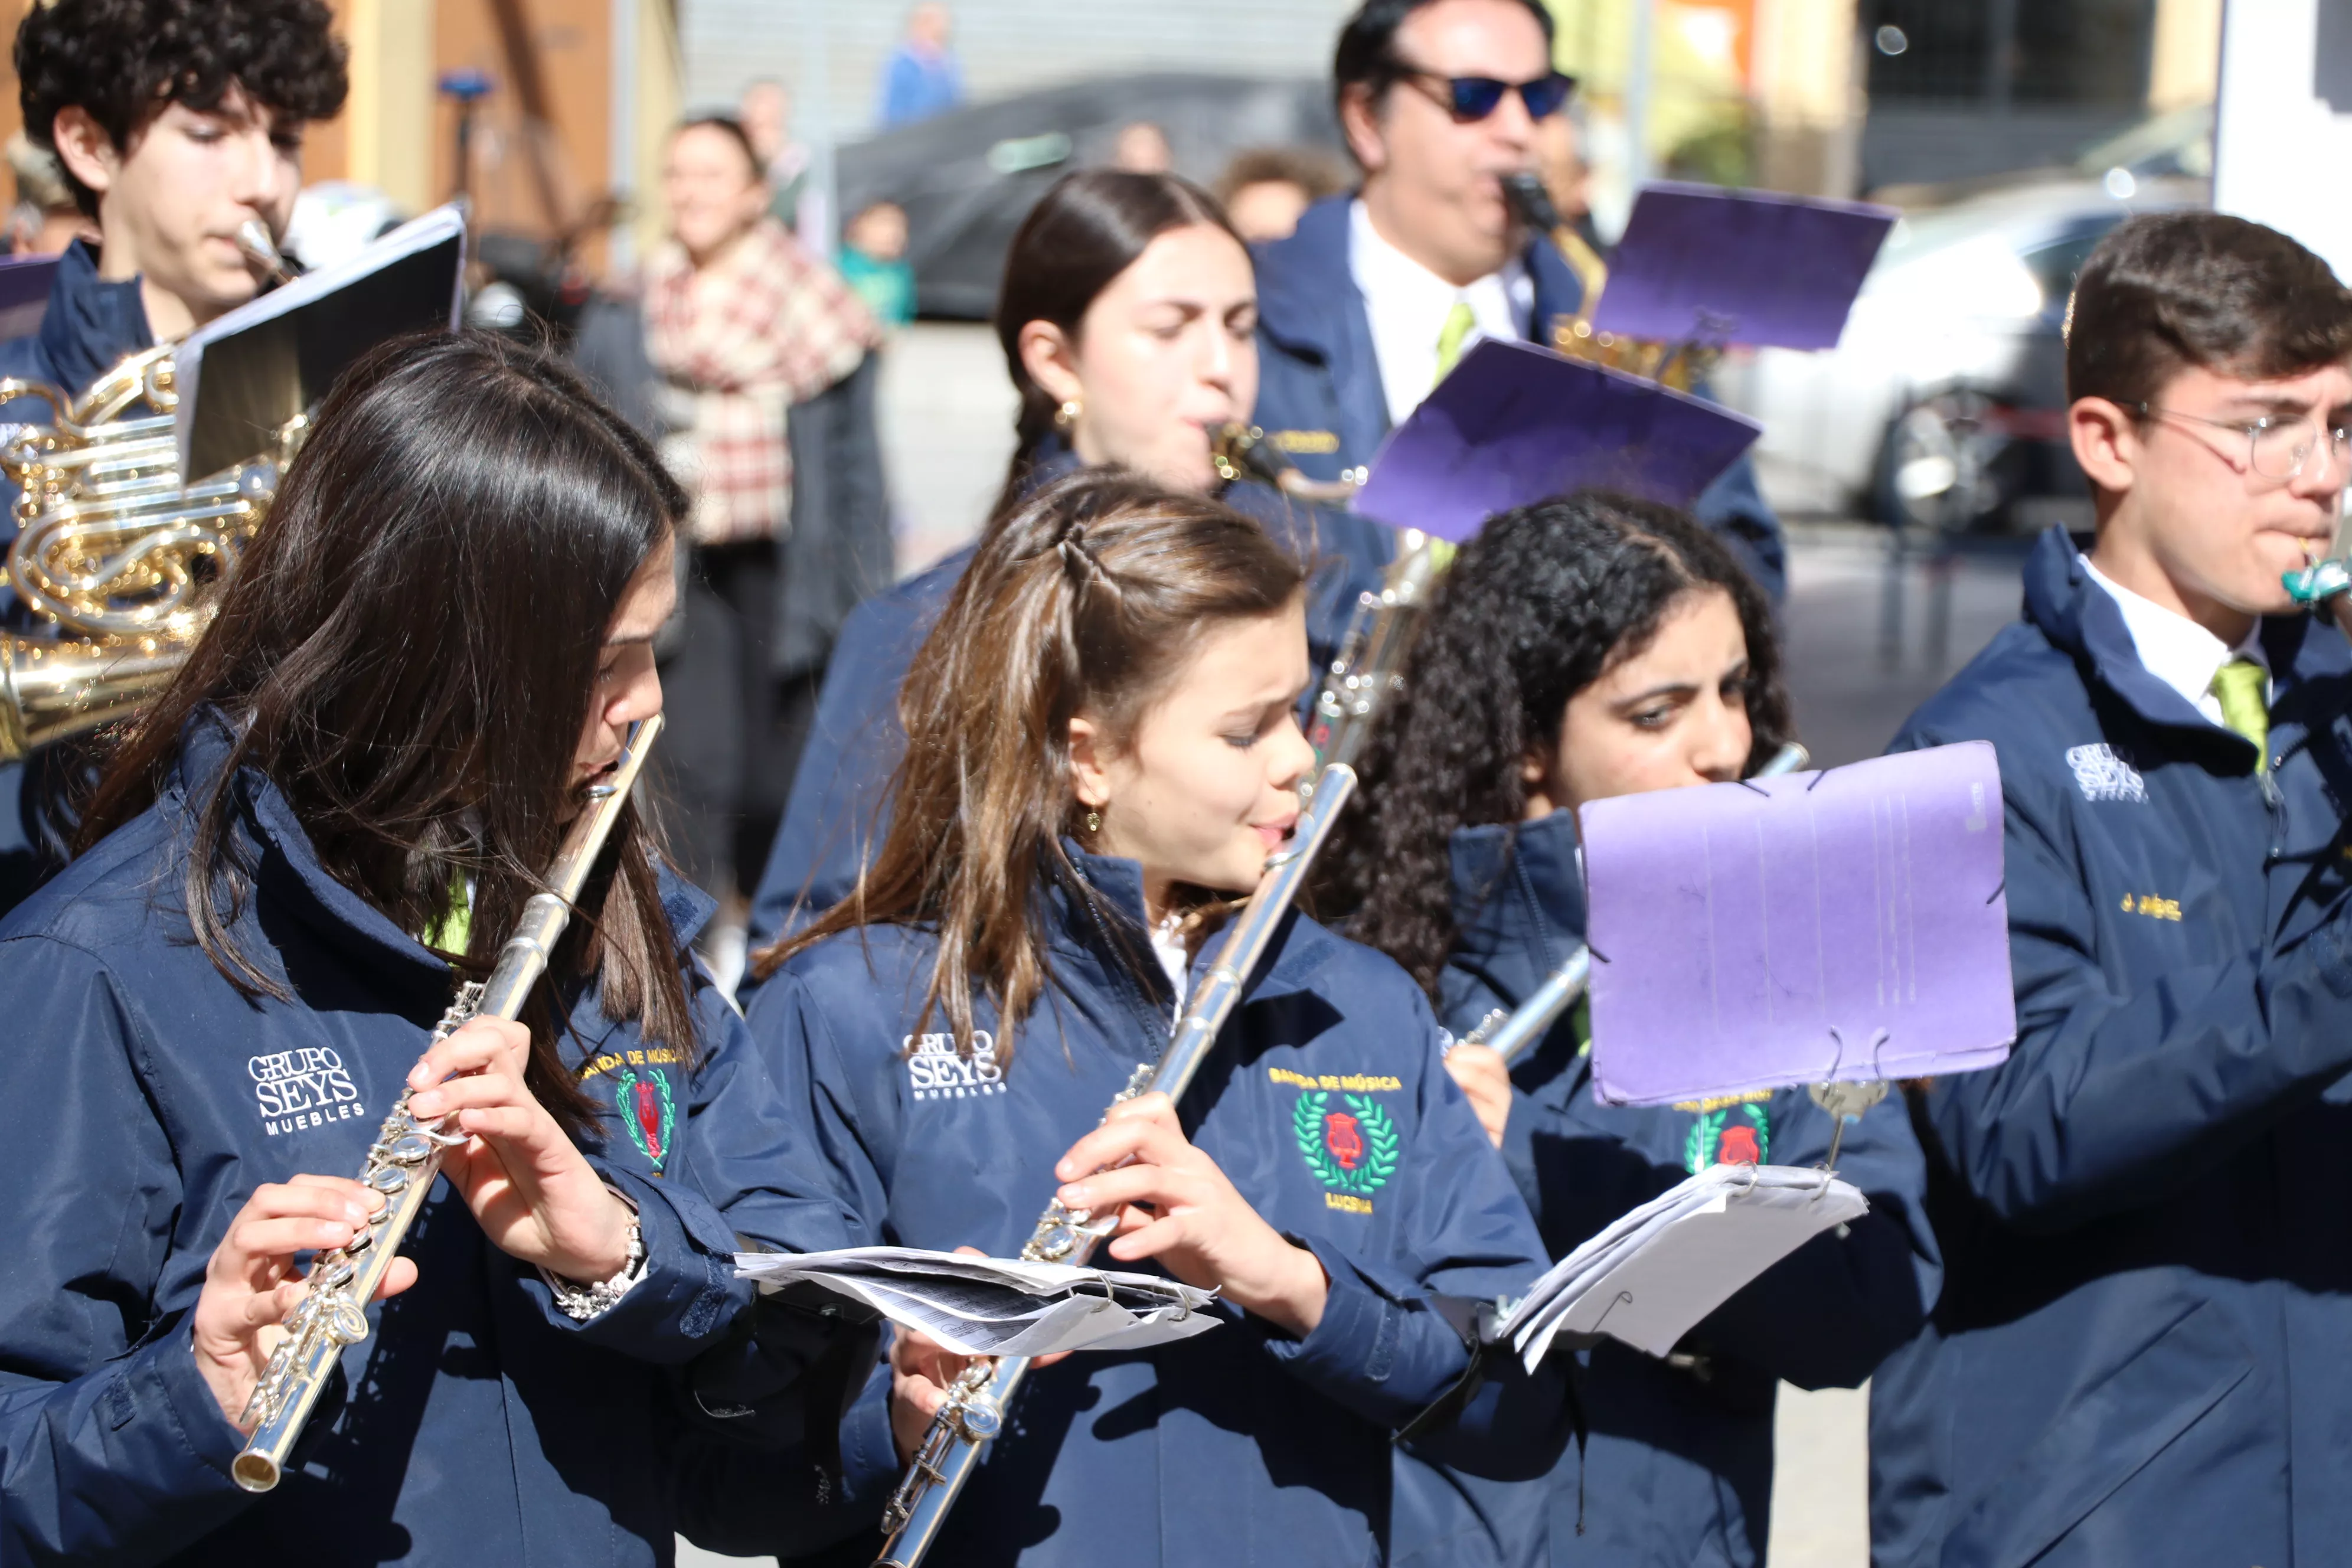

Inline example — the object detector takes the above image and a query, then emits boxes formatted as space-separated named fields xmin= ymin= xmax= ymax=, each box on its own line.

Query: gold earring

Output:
xmin=1054 ymin=398 xmax=1082 ymax=431
xmin=1084 ymin=808 xmax=1101 ymax=833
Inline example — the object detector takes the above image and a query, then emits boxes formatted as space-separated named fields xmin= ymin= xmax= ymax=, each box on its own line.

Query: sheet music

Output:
xmin=1498 ymin=1163 xmax=1868 ymax=1368
xmin=734 ymin=1246 xmax=1219 ymax=1358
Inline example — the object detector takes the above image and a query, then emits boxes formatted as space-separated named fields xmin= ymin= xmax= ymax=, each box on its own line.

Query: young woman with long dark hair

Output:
xmin=711 ymin=469 xmax=1564 ymax=1566
xmin=0 ymin=332 xmax=857 ymax=1566
xmin=1325 ymin=493 xmax=1937 ymax=1568
xmin=746 ymin=168 xmax=1393 ymax=945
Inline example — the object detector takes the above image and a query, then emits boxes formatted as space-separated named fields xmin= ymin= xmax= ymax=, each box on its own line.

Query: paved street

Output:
xmin=674 ymin=327 xmax=2041 ymax=1568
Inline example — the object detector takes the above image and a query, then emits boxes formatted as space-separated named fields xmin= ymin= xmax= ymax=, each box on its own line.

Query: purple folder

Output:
xmin=0 ymin=253 xmax=60 ymax=343
xmin=1591 ymin=182 xmax=1896 ymax=352
xmin=1583 ymin=742 xmax=2015 ymax=1106
xmin=1349 ymin=338 xmax=1762 ymax=543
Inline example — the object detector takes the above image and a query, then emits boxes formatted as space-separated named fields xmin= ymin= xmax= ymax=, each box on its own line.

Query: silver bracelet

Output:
xmin=545 ymin=1197 xmax=646 ymax=1322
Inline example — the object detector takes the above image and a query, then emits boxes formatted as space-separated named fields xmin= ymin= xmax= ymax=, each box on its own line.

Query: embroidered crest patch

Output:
xmin=1687 ymin=1102 xmax=1769 ymax=1174
xmin=615 ymin=1066 xmax=675 ymax=1172
xmin=2066 ymin=743 xmax=2145 ymax=803
xmin=1293 ymin=1090 xmax=1397 ymax=1198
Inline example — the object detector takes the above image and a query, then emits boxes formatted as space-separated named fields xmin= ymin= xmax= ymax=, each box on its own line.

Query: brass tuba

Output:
xmin=0 ymin=344 xmax=285 ymax=761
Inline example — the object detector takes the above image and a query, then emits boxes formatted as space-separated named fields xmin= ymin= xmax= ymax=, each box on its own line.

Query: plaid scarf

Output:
xmin=644 ymin=217 xmax=880 ymax=545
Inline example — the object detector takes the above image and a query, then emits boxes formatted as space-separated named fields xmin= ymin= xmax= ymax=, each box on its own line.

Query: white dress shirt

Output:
xmin=2082 ymin=556 xmax=2269 ymax=726
xmin=1348 ymin=198 xmax=1533 ymax=429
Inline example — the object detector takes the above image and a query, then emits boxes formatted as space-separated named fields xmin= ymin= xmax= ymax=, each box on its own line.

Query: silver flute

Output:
xmin=873 ymin=761 xmax=1361 ymax=1568
xmin=1457 ymin=742 xmax=1812 ymax=1068
xmin=231 ymin=713 xmax=663 ymax=1493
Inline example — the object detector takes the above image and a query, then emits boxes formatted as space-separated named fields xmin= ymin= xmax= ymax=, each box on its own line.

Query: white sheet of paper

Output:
xmin=1502 ymin=1164 xmax=1867 ymax=1369
xmin=733 ymin=1246 xmax=1220 ymax=1358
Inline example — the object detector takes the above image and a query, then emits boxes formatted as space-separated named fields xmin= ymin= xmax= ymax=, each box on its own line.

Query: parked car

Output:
xmin=1719 ymin=168 xmax=2205 ymax=530
xmin=835 ymin=73 xmax=1345 ymax=319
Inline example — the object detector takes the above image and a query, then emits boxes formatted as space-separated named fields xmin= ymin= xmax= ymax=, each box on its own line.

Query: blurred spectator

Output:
xmin=1214 ymin=145 xmax=1348 ymax=245
xmin=878 ymin=3 xmax=964 ymax=129
xmin=1536 ymin=103 xmax=1605 ymax=257
xmin=839 ymin=201 xmax=916 ymax=329
xmin=4 ymin=132 xmax=94 ymax=256
xmin=1110 ymin=120 xmax=1173 ymax=174
xmin=739 ymin=77 xmax=812 ymax=233
xmin=571 ymin=113 xmax=887 ymax=927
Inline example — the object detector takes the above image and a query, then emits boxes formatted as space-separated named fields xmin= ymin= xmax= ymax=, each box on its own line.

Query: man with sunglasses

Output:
xmin=1249 ymin=0 xmax=1785 ymax=599
xmin=1873 ymin=212 xmax=2352 ymax=1564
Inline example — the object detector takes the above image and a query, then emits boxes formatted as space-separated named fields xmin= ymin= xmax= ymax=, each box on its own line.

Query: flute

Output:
xmin=231 ymin=713 xmax=662 ymax=1492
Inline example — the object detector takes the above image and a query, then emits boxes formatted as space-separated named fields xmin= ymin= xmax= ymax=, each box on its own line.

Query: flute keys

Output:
xmin=368 ymin=1166 xmax=409 ymax=1195
xmin=384 ymin=1133 xmax=434 ymax=1165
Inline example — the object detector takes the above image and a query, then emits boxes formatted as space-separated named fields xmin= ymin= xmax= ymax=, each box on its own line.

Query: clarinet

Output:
xmin=873 ymin=762 xmax=1361 ymax=1568
xmin=1455 ymin=742 xmax=1812 ymax=1068
xmin=231 ymin=713 xmax=664 ymax=1492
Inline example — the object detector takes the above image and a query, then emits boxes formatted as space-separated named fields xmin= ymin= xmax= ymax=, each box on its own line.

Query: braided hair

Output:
xmin=1321 ymin=492 xmax=1791 ymax=995
xmin=751 ymin=469 xmax=1305 ymax=1063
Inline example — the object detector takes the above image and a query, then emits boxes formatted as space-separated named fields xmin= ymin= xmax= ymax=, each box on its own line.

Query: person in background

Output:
xmin=1873 ymin=214 xmax=2352 ymax=1566
xmin=878 ymin=2 xmax=964 ymax=129
xmin=1535 ymin=102 xmax=1603 ymax=259
xmin=740 ymin=77 xmax=812 ymax=234
xmin=1325 ymin=493 xmax=1936 ymax=1567
xmin=4 ymin=132 xmax=95 ymax=256
xmin=1252 ymin=0 xmax=1786 ymax=600
xmin=745 ymin=169 xmax=1393 ymax=950
xmin=839 ymin=200 xmax=916 ymax=331
xmin=1110 ymin=119 xmax=1174 ymax=174
xmin=637 ymin=113 xmax=885 ymax=934
xmin=0 ymin=0 xmax=347 ymax=916
xmin=1216 ymin=145 xmax=1348 ymax=246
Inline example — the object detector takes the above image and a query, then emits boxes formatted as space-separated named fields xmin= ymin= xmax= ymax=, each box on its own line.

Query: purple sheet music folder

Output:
xmin=1583 ymin=742 xmax=2015 ymax=1107
xmin=1350 ymin=338 xmax=1761 ymax=543
xmin=1592 ymin=182 xmax=1896 ymax=352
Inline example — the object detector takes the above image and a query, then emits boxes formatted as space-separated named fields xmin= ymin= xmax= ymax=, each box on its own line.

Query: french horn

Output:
xmin=0 ymin=344 xmax=286 ymax=761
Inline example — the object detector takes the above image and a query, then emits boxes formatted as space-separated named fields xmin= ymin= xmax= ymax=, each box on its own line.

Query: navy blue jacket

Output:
xmin=1249 ymin=195 xmax=1787 ymax=603
xmin=736 ymin=847 xmax=1573 ymax=1565
xmin=1871 ymin=527 xmax=2352 ymax=1566
xmin=1387 ymin=810 xmax=1938 ymax=1568
xmin=0 ymin=240 xmax=153 ymax=914
xmin=745 ymin=449 xmax=1395 ymax=947
xmin=0 ymin=716 xmax=860 ymax=1566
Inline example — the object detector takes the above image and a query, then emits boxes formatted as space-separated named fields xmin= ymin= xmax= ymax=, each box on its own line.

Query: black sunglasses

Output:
xmin=1391 ymin=66 xmax=1576 ymax=123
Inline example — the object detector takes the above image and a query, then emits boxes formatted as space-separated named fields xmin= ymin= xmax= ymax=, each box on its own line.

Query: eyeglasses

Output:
xmin=2136 ymin=403 xmax=2352 ymax=481
xmin=1390 ymin=66 xmax=1576 ymax=124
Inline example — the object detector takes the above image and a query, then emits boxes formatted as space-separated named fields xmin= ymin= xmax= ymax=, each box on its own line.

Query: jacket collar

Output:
xmin=1254 ymin=193 xmax=1589 ymax=462
xmin=164 ymin=710 xmax=716 ymax=988
xmin=36 ymin=239 xmax=154 ymax=397
xmin=1447 ymin=809 xmax=1586 ymax=1003
xmin=1051 ymin=839 xmax=1335 ymax=1003
xmin=2020 ymin=524 xmax=2330 ymax=763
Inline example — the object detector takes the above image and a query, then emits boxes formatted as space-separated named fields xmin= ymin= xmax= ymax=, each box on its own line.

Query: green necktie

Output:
xmin=1435 ymin=300 xmax=1477 ymax=383
xmin=2210 ymin=657 xmax=2269 ymax=774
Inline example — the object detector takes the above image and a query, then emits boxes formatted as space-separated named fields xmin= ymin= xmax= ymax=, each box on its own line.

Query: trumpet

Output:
xmin=873 ymin=762 xmax=1362 ymax=1568
xmin=1502 ymin=172 xmax=1718 ymax=395
xmin=0 ymin=345 xmax=288 ymax=760
xmin=1453 ymin=743 xmax=1813 ymax=1068
xmin=231 ymin=714 xmax=663 ymax=1492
